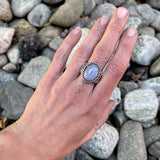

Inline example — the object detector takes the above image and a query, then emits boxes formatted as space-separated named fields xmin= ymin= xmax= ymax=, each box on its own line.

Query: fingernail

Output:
xmin=127 ymin=27 xmax=137 ymax=37
xmin=100 ymin=16 xmax=108 ymax=26
xmin=73 ymin=27 xmax=81 ymax=35
xmin=117 ymin=7 xmax=128 ymax=18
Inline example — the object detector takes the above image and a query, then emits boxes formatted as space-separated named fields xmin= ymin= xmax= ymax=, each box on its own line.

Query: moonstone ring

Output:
xmin=80 ymin=62 xmax=102 ymax=83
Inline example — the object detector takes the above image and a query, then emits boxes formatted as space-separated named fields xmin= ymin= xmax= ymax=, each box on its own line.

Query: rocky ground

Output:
xmin=0 ymin=0 xmax=160 ymax=159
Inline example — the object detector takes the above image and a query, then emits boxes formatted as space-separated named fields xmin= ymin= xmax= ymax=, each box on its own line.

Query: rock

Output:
xmin=108 ymin=0 xmax=125 ymax=7
xmin=121 ymin=0 xmax=137 ymax=8
xmin=50 ymin=0 xmax=84 ymax=27
xmin=126 ymin=6 xmax=140 ymax=18
xmin=43 ymin=0 xmax=63 ymax=4
xmin=94 ymin=0 xmax=103 ymax=5
xmin=156 ymin=33 xmax=160 ymax=40
xmin=118 ymin=81 xmax=139 ymax=97
xmin=131 ymin=35 xmax=160 ymax=66
xmin=62 ymin=151 xmax=76 ymax=160
xmin=148 ymin=156 xmax=157 ymax=160
xmin=41 ymin=48 xmax=55 ymax=61
xmin=21 ymin=62 xmax=29 ymax=72
xmin=28 ymin=3 xmax=52 ymax=27
xmin=86 ymin=20 xmax=97 ymax=29
xmin=82 ymin=123 xmax=119 ymax=159
xmin=90 ymin=3 xmax=116 ymax=20
xmin=136 ymin=4 xmax=155 ymax=25
xmin=135 ymin=66 xmax=149 ymax=80
xmin=117 ymin=120 xmax=147 ymax=160
xmin=19 ymin=33 xmax=39 ymax=61
xmin=138 ymin=77 xmax=160 ymax=95
xmin=146 ymin=0 xmax=160 ymax=9
xmin=38 ymin=26 xmax=62 ymax=49
xmin=0 ymin=0 xmax=13 ymax=22
xmin=158 ymin=96 xmax=160 ymax=111
xmin=7 ymin=45 xmax=20 ymax=65
xmin=144 ymin=125 xmax=160 ymax=147
xmin=0 ymin=55 xmax=8 ymax=67
xmin=76 ymin=149 xmax=94 ymax=160
xmin=138 ymin=26 xmax=155 ymax=37
xmin=0 ymin=81 xmax=34 ymax=120
xmin=3 ymin=63 xmax=16 ymax=73
xmin=142 ymin=119 xmax=157 ymax=129
xmin=9 ymin=19 xmax=37 ymax=39
xmin=11 ymin=0 xmax=42 ymax=17
xmin=0 ymin=20 xmax=8 ymax=27
xmin=49 ymin=36 xmax=63 ymax=50
xmin=0 ymin=27 xmax=15 ymax=54
xmin=18 ymin=56 xmax=51 ymax=89
xmin=124 ymin=89 xmax=158 ymax=122
xmin=150 ymin=56 xmax=160 ymax=76
xmin=148 ymin=141 xmax=160 ymax=158
xmin=151 ymin=9 xmax=160 ymax=32
xmin=83 ymin=0 xmax=96 ymax=15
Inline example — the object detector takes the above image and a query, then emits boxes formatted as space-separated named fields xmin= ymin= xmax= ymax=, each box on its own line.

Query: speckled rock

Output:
xmin=138 ymin=26 xmax=155 ymax=37
xmin=131 ymin=35 xmax=160 ymax=66
xmin=43 ymin=0 xmax=63 ymax=4
xmin=146 ymin=0 xmax=160 ymax=9
xmin=3 ymin=63 xmax=16 ymax=73
xmin=11 ymin=0 xmax=42 ymax=17
xmin=117 ymin=120 xmax=147 ymax=160
xmin=49 ymin=36 xmax=63 ymax=50
xmin=18 ymin=56 xmax=51 ymax=89
xmin=82 ymin=123 xmax=119 ymax=159
xmin=0 ymin=55 xmax=8 ymax=67
xmin=0 ymin=0 xmax=13 ymax=22
xmin=83 ymin=0 xmax=96 ymax=15
xmin=125 ymin=16 xmax=142 ymax=29
xmin=150 ymin=57 xmax=160 ymax=76
xmin=148 ymin=141 xmax=160 ymax=158
xmin=142 ymin=119 xmax=157 ymax=129
xmin=50 ymin=0 xmax=84 ymax=27
xmin=151 ymin=9 xmax=160 ymax=32
xmin=108 ymin=0 xmax=125 ymax=7
xmin=124 ymin=89 xmax=158 ymax=122
xmin=76 ymin=149 xmax=94 ymax=160
xmin=62 ymin=151 xmax=76 ymax=160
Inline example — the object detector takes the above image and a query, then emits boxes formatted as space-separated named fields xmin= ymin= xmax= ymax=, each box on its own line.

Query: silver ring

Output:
xmin=80 ymin=62 xmax=102 ymax=83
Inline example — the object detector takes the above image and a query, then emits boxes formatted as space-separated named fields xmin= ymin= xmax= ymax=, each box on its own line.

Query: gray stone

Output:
xmin=151 ymin=9 xmax=160 ymax=32
xmin=21 ymin=62 xmax=29 ymax=72
xmin=156 ymin=33 xmax=160 ymax=40
xmin=146 ymin=0 xmax=160 ymax=9
xmin=50 ymin=0 xmax=84 ymax=27
xmin=0 ymin=55 xmax=8 ymax=67
xmin=49 ymin=36 xmax=63 ymax=50
xmin=76 ymin=148 xmax=93 ymax=160
xmin=108 ymin=0 xmax=125 ymax=7
xmin=138 ymin=77 xmax=160 ymax=95
xmin=28 ymin=3 xmax=52 ymax=27
xmin=18 ymin=56 xmax=51 ymax=89
xmin=0 ymin=0 xmax=13 ymax=22
xmin=90 ymin=3 xmax=116 ymax=20
xmin=0 ymin=27 xmax=15 ymax=54
xmin=83 ymin=0 xmax=96 ymax=15
xmin=94 ymin=0 xmax=103 ymax=5
xmin=86 ymin=19 xmax=96 ymax=29
xmin=148 ymin=141 xmax=160 ymax=158
xmin=117 ymin=120 xmax=147 ymax=160
xmin=0 ymin=81 xmax=34 ymax=120
xmin=126 ymin=6 xmax=140 ymax=18
xmin=41 ymin=48 xmax=55 ymax=61
xmin=82 ymin=123 xmax=119 ymax=159
xmin=121 ymin=0 xmax=137 ymax=8
xmin=124 ymin=89 xmax=158 ymax=122
xmin=43 ymin=0 xmax=63 ymax=4
xmin=131 ymin=35 xmax=160 ymax=66
xmin=0 ymin=20 xmax=8 ymax=27
xmin=62 ymin=151 xmax=76 ymax=160
xmin=3 ymin=63 xmax=16 ymax=73
xmin=38 ymin=26 xmax=62 ymax=49
xmin=150 ymin=56 xmax=160 ymax=76
xmin=135 ymin=66 xmax=149 ymax=80
xmin=142 ymin=119 xmax=157 ymax=129
xmin=158 ymin=96 xmax=160 ymax=111
xmin=118 ymin=81 xmax=139 ymax=97
xmin=144 ymin=125 xmax=160 ymax=147
xmin=11 ymin=0 xmax=42 ymax=17
xmin=138 ymin=26 xmax=155 ymax=37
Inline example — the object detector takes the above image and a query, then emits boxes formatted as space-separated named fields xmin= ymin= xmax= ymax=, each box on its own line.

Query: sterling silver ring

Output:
xmin=80 ymin=62 xmax=102 ymax=83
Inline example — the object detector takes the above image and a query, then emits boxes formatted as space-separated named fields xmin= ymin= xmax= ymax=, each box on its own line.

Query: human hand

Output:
xmin=1 ymin=7 xmax=137 ymax=160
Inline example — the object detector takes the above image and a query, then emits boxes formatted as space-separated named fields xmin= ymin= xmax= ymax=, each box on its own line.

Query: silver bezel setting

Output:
xmin=80 ymin=62 xmax=102 ymax=83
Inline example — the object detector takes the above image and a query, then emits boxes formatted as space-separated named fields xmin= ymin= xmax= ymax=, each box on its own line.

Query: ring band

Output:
xmin=80 ymin=62 xmax=102 ymax=83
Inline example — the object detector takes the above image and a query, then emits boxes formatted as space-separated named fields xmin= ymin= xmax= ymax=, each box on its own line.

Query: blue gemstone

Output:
xmin=84 ymin=64 xmax=99 ymax=81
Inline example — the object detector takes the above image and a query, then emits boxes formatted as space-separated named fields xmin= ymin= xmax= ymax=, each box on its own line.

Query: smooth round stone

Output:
xmin=84 ymin=63 xmax=99 ymax=82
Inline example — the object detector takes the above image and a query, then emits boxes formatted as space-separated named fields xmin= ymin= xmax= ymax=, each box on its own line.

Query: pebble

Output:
xmin=158 ymin=96 xmax=160 ymax=111
xmin=28 ymin=3 xmax=52 ymax=27
xmin=151 ymin=9 xmax=160 ymax=32
xmin=150 ymin=56 xmax=160 ymax=76
xmin=0 ymin=20 xmax=8 ymax=27
xmin=7 ymin=45 xmax=20 ymax=65
xmin=82 ymin=123 xmax=119 ymax=159
xmin=108 ymin=0 xmax=125 ymax=7
xmin=62 ymin=151 xmax=76 ymax=160
xmin=41 ymin=48 xmax=55 ymax=61
xmin=90 ymin=3 xmax=116 ymax=20
xmin=126 ymin=6 xmax=140 ymax=18
xmin=0 ymin=81 xmax=34 ymax=120
xmin=3 ymin=63 xmax=17 ymax=73
xmin=76 ymin=149 xmax=94 ymax=160
xmin=156 ymin=33 xmax=160 ymax=40
xmin=0 ymin=55 xmax=8 ymax=68
xmin=0 ymin=0 xmax=13 ymax=22
xmin=117 ymin=120 xmax=147 ymax=160
xmin=49 ymin=36 xmax=63 ymax=50
xmin=86 ymin=19 xmax=97 ymax=29
xmin=50 ymin=0 xmax=84 ymax=27
xmin=11 ymin=0 xmax=42 ymax=17
xmin=69 ymin=19 xmax=87 ymax=32
xmin=93 ymin=0 xmax=103 ymax=5
xmin=138 ymin=26 xmax=155 ymax=37
xmin=18 ymin=56 xmax=51 ymax=89
xmin=135 ymin=66 xmax=149 ymax=80
xmin=0 ymin=27 xmax=15 ymax=54
xmin=148 ymin=141 xmax=160 ymax=158
xmin=124 ymin=89 xmax=159 ymax=122
xmin=146 ymin=0 xmax=160 ymax=9
xmin=131 ymin=35 xmax=160 ymax=66
xmin=43 ymin=0 xmax=63 ymax=4
xmin=83 ymin=0 xmax=96 ymax=15
xmin=142 ymin=119 xmax=157 ymax=129
xmin=144 ymin=125 xmax=160 ymax=147
xmin=121 ymin=0 xmax=137 ymax=8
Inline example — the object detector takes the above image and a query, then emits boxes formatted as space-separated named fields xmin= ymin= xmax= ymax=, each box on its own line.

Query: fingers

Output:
xmin=93 ymin=27 xmax=138 ymax=100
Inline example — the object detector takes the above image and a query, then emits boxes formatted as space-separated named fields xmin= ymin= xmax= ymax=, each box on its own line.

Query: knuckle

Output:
xmin=119 ymin=42 xmax=131 ymax=53
xmin=109 ymin=22 xmax=123 ymax=34
xmin=75 ymin=46 xmax=90 ymax=60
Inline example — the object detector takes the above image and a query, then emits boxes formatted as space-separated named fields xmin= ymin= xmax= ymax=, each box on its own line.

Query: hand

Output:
xmin=0 ymin=7 xmax=137 ymax=160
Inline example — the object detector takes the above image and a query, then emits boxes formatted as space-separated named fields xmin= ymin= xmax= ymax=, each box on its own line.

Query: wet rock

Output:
xmin=82 ymin=123 xmax=119 ymax=159
xmin=0 ymin=55 xmax=8 ymax=67
xmin=142 ymin=119 xmax=157 ymax=129
xmin=146 ymin=0 xmax=160 ymax=9
xmin=83 ymin=0 xmax=96 ymax=15
xmin=18 ymin=56 xmax=51 ymax=89
xmin=0 ymin=0 xmax=13 ymax=22
xmin=49 ymin=36 xmax=63 ymax=50
xmin=0 ymin=81 xmax=34 ymax=120
xmin=148 ymin=141 xmax=160 ymax=158
xmin=11 ymin=0 xmax=42 ymax=17
xmin=125 ymin=16 xmax=142 ymax=29
xmin=76 ymin=149 xmax=94 ymax=160
xmin=50 ymin=0 xmax=84 ymax=27
xmin=138 ymin=26 xmax=155 ymax=37
xmin=131 ymin=35 xmax=160 ymax=66
xmin=28 ymin=3 xmax=52 ymax=27
xmin=43 ymin=0 xmax=63 ymax=4
xmin=3 ymin=63 xmax=16 ymax=73
xmin=0 ymin=27 xmax=15 ymax=54
xmin=117 ymin=120 xmax=147 ymax=160
xmin=109 ymin=0 xmax=125 ymax=7
xmin=62 ymin=151 xmax=76 ymax=160
xmin=150 ymin=56 xmax=160 ymax=76
xmin=151 ymin=9 xmax=160 ymax=32
xmin=41 ymin=48 xmax=55 ymax=61
xmin=124 ymin=89 xmax=158 ymax=122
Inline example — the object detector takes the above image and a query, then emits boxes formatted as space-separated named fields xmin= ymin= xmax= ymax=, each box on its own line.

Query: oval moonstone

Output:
xmin=84 ymin=63 xmax=99 ymax=81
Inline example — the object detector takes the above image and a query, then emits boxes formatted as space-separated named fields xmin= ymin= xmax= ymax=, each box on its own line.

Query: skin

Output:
xmin=0 ymin=7 xmax=137 ymax=160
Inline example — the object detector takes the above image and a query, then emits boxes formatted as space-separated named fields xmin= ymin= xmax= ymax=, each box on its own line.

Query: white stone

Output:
xmin=0 ymin=55 xmax=8 ymax=67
